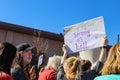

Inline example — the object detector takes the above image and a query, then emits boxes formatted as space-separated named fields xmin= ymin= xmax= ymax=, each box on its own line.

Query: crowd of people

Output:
xmin=0 ymin=36 xmax=120 ymax=80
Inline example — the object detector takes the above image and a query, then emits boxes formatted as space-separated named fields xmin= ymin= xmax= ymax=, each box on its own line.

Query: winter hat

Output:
xmin=16 ymin=43 xmax=33 ymax=52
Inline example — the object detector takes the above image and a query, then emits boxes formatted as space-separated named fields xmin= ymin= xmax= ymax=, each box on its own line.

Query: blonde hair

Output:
xmin=46 ymin=55 xmax=62 ymax=71
xmin=64 ymin=56 xmax=81 ymax=80
xmin=101 ymin=43 xmax=120 ymax=75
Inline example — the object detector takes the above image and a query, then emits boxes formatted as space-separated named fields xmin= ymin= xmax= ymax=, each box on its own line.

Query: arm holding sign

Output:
xmin=61 ymin=44 xmax=68 ymax=64
xmin=92 ymin=36 xmax=108 ymax=72
xmin=98 ymin=36 xmax=108 ymax=62
xmin=57 ymin=44 xmax=68 ymax=80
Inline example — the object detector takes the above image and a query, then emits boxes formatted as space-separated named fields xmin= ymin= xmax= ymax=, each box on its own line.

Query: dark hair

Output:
xmin=81 ymin=59 xmax=92 ymax=72
xmin=0 ymin=42 xmax=17 ymax=74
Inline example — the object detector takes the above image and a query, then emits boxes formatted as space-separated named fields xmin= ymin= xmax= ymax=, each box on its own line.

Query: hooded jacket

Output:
xmin=0 ymin=42 xmax=17 ymax=74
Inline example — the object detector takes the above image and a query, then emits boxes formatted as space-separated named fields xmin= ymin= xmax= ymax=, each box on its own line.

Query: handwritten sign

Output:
xmin=64 ymin=16 xmax=106 ymax=54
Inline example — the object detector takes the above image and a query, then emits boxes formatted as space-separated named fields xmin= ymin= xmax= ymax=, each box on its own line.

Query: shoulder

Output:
xmin=94 ymin=75 xmax=105 ymax=80
xmin=41 ymin=69 xmax=57 ymax=76
xmin=57 ymin=65 xmax=66 ymax=80
xmin=94 ymin=75 xmax=109 ymax=80
xmin=38 ymin=69 xmax=57 ymax=80
xmin=57 ymin=64 xmax=64 ymax=74
xmin=0 ymin=71 xmax=13 ymax=80
xmin=92 ymin=61 xmax=103 ymax=72
xmin=11 ymin=65 xmax=22 ymax=74
xmin=94 ymin=74 xmax=120 ymax=80
xmin=11 ymin=66 xmax=26 ymax=80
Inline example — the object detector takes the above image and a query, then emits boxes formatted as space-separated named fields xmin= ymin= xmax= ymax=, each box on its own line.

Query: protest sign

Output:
xmin=64 ymin=16 xmax=106 ymax=54
xmin=37 ymin=54 xmax=44 ymax=67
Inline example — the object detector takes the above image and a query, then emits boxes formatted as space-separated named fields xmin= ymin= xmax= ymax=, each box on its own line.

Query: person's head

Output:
xmin=101 ymin=43 xmax=120 ymax=75
xmin=0 ymin=42 xmax=17 ymax=74
xmin=81 ymin=59 xmax=92 ymax=72
xmin=16 ymin=43 xmax=33 ymax=67
xmin=63 ymin=56 xmax=81 ymax=80
xmin=45 ymin=55 xmax=62 ymax=71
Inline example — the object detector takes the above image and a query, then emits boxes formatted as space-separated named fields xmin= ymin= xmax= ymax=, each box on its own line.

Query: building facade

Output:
xmin=0 ymin=21 xmax=64 ymax=66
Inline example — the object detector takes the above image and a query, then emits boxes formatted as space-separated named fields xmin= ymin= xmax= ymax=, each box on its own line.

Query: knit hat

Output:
xmin=16 ymin=43 xmax=33 ymax=52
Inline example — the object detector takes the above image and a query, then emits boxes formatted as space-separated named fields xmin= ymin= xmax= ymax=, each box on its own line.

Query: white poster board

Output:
xmin=64 ymin=16 xmax=106 ymax=54
xmin=37 ymin=54 xmax=44 ymax=67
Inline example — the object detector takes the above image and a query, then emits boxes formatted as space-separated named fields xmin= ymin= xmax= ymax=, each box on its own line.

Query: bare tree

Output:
xmin=32 ymin=29 xmax=48 ymax=55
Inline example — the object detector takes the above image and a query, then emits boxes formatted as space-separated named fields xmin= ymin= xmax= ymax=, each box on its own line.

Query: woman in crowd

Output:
xmin=38 ymin=55 xmax=62 ymax=80
xmin=94 ymin=42 xmax=120 ymax=80
xmin=11 ymin=43 xmax=34 ymax=80
xmin=80 ymin=36 xmax=108 ymax=80
xmin=0 ymin=42 xmax=17 ymax=80
xmin=57 ymin=36 xmax=108 ymax=80
xmin=57 ymin=44 xmax=81 ymax=80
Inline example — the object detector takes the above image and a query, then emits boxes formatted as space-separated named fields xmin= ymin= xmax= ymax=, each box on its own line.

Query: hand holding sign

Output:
xmin=64 ymin=16 xmax=106 ymax=54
